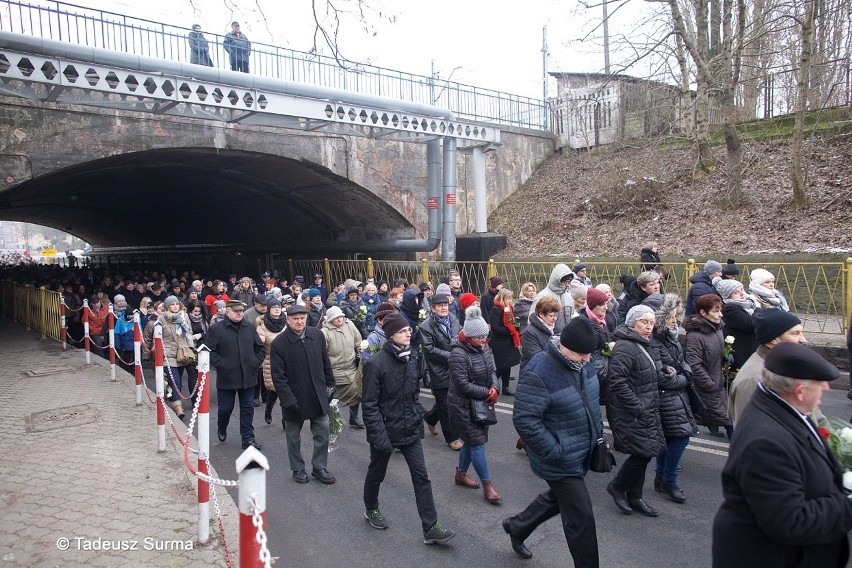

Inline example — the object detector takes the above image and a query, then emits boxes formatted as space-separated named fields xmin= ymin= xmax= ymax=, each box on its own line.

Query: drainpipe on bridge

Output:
xmin=441 ymin=136 xmax=457 ymax=261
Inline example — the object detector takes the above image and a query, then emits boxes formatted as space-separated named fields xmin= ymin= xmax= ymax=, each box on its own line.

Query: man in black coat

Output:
xmin=206 ymin=300 xmax=265 ymax=450
xmin=270 ymin=304 xmax=337 ymax=485
xmin=361 ymin=313 xmax=456 ymax=545
xmin=713 ymin=343 xmax=852 ymax=567
xmin=419 ymin=294 xmax=462 ymax=449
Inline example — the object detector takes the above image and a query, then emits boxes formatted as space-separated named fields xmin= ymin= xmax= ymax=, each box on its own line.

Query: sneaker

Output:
xmin=364 ymin=508 xmax=388 ymax=530
xmin=423 ymin=522 xmax=455 ymax=545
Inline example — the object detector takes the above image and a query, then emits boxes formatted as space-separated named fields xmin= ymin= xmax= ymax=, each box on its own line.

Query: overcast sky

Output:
xmin=41 ymin=0 xmax=657 ymax=99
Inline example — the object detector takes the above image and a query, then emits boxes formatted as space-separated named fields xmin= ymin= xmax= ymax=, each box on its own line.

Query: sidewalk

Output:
xmin=0 ymin=317 xmax=239 ymax=567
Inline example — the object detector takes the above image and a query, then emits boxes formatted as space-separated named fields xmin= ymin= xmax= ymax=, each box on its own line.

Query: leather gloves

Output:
xmin=661 ymin=365 xmax=677 ymax=380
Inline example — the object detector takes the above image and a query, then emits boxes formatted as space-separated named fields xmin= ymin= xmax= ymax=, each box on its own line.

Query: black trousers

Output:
xmin=611 ymin=454 xmax=652 ymax=499
xmin=497 ymin=367 xmax=512 ymax=391
xmin=505 ymin=477 xmax=599 ymax=568
xmin=363 ymin=438 xmax=437 ymax=532
xmin=424 ymin=387 xmax=454 ymax=443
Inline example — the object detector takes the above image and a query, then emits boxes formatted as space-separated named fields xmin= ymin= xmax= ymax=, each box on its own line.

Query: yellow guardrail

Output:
xmin=0 ymin=281 xmax=62 ymax=341
xmin=273 ymin=257 xmax=852 ymax=335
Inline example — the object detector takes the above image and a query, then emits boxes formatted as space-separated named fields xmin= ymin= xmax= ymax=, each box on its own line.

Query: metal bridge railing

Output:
xmin=262 ymin=258 xmax=852 ymax=335
xmin=1 ymin=281 xmax=61 ymax=340
xmin=0 ymin=0 xmax=548 ymax=130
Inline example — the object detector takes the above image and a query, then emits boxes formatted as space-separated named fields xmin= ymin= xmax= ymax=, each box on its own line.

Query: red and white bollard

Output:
xmin=82 ymin=299 xmax=91 ymax=365
xmin=154 ymin=322 xmax=166 ymax=452
xmin=196 ymin=346 xmax=211 ymax=544
xmin=236 ymin=446 xmax=270 ymax=568
xmin=59 ymin=296 xmax=67 ymax=350
xmin=108 ymin=304 xmax=116 ymax=382
xmin=133 ymin=312 xmax=143 ymax=406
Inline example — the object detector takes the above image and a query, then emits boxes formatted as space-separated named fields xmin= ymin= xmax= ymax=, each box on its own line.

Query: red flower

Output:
xmin=818 ymin=427 xmax=831 ymax=441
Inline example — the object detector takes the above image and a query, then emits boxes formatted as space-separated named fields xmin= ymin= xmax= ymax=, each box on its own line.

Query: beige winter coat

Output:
xmin=321 ymin=317 xmax=362 ymax=386
xmin=143 ymin=311 xmax=194 ymax=365
xmin=256 ymin=315 xmax=287 ymax=391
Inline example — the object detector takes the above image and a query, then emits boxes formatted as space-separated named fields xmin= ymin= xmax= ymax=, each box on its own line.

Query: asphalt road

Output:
xmin=183 ymin=380 xmax=852 ymax=568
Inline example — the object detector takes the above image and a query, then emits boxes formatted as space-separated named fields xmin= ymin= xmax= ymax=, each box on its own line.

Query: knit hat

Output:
xmin=750 ymin=268 xmax=775 ymax=287
xmin=586 ymin=288 xmax=608 ymax=311
xmin=281 ymin=294 xmax=295 ymax=305
xmin=164 ymin=295 xmax=180 ymax=308
xmin=559 ymin=316 xmax=598 ymax=354
xmin=569 ymin=281 xmax=588 ymax=300
xmin=459 ymin=292 xmax=477 ymax=312
xmin=266 ymin=298 xmax=282 ymax=309
xmin=375 ymin=302 xmax=397 ymax=319
xmin=704 ymin=260 xmax=723 ymax=274
xmin=641 ymin=293 xmax=666 ymax=310
xmin=573 ymin=262 xmax=587 ymax=273
xmin=764 ymin=343 xmax=839 ymax=381
xmin=113 ymin=294 xmax=126 ymax=303
xmin=722 ymin=259 xmax=740 ymax=278
xmin=253 ymin=295 xmax=267 ymax=306
xmin=213 ymin=300 xmax=226 ymax=309
xmin=462 ymin=306 xmax=490 ymax=338
xmin=308 ymin=288 xmax=322 ymax=299
xmin=753 ymin=309 xmax=801 ymax=344
xmin=625 ymin=305 xmax=655 ymax=328
xmin=325 ymin=306 xmax=344 ymax=322
xmin=713 ymin=276 xmax=743 ymax=300
xmin=489 ymin=276 xmax=503 ymax=289
xmin=435 ymin=283 xmax=452 ymax=297
xmin=382 ymin=312 xmax=409 ymax=338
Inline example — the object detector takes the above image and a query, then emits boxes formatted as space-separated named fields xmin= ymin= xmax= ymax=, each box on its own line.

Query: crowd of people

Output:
xmin=2 ymin=247 xmax=851 ymax=564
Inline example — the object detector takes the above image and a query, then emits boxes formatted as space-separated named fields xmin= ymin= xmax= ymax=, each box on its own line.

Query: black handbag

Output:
xmin=470 ymin=398 xmax=497 ymax=426
xmin=684 ymin=380 xmax=707 ymax=416
xmin=559 ymin=354 xmax=616 ymax=473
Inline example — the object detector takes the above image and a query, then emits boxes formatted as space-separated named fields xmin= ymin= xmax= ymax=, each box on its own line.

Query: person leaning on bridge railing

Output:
xmin=187 ymin=24 xmax=213 ymax=67
xmin=223 ymin=21 xmax=251 ymax=73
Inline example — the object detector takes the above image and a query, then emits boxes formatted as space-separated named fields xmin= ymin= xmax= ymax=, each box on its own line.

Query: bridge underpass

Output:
xmin=0 ymin=31 xmax=555 ymax=266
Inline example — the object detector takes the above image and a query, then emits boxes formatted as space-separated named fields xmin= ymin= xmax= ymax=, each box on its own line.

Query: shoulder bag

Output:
xmin=470 ymin=398 xmax=498 ymax=426
xmin=558 ymin=354 xmax=615 ymax=473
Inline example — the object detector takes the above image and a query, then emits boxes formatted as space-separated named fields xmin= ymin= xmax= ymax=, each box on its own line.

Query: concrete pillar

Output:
xmin=472 ymin=146 xmax=487 ymax=233
xmin=427 ymin=139 xmax=442 ymax=240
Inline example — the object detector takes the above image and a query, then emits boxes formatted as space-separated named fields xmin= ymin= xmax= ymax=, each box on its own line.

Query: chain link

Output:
xmin=249 ymin=495 xmax=272 ymax=568
xmin=164 ymin=363 xmax=200 ymax=400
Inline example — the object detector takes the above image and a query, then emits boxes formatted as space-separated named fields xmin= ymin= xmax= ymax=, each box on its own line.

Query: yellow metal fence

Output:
xmin=271 ymin=258 xmax=852 ymax=335
xmin=0 ymin=282 xmax=62 ymax=340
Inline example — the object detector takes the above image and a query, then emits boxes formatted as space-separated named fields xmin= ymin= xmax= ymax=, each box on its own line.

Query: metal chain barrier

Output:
xmin=138 ymin=365 xmax=157 ymax=404
xmin=164 ymin=362 xmax=200 ymax=400
xmin=249 ymin=495 xmax=272 ymax=568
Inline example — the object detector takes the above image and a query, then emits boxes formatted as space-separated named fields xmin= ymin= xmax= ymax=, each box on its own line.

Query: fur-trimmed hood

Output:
xmin=653 ymin=293 xmax=684 ymax=334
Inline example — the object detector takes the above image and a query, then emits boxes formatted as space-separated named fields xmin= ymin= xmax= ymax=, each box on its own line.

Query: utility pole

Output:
xmin=542 ymin=26 xmax=549 ymax=129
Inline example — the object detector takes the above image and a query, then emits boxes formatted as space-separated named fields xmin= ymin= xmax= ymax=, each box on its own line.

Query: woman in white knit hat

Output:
xmin=748 ymin=268 xmax=789 ymax=311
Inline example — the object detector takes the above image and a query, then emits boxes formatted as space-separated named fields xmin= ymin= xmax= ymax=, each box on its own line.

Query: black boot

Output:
xmin=349 ymin=404 xmax=365 ymax=429
xmin=264 ymin=393 xmax=277 ymax=425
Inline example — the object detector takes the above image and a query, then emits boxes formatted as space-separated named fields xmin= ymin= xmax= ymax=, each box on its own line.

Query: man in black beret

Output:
xmin=713 ymin=343 xmax=851 ymax=568
xmin=269 ymin=303 xmax=336 ymax=485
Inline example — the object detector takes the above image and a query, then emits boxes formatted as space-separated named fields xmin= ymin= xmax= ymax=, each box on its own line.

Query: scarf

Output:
xmin=263 ymin=312 xmax=286 ymax=333
xmin=389 ymin=341 xmax=411 ymax=361
xmin=749 ymin=283 xmax=789 ymax=311
xmin=551 ymin=336 xmax=587 ymax=371
xmin=584 ymin=306 xmax=607 ymax=328
xmin=433 ymin=313 xmax=452 ymax=340
xmin=459 ymin=330 xmax=486 ymax=349
xmin=724 ymin=296 xmax=757 ymax=315
xmin=497 ymin=299 xmax=521 ymax=348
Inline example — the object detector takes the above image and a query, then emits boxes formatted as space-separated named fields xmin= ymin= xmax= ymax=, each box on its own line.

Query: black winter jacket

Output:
xmin=489 ymin=304 xmax=521 ymax=369
xmin=361 ymin=342 xmax=425 ymax=452
xmin=722 ymin=301 xmax=758 ymax=370
xmin=419 ymin=314 xmax=460 ymax=390
xmin=686 ymin=272 xmax=720 ymax=317
xmin=521 ymin=314 xmax=555 ymax=371
xmin=617 ymin=279 xmax=651 ymax=323
xmin=606 ymin=326 xmax=666 ymax=457
xmin=206 ymin=317 xmax=265 ymax=390
xmin=269 ymin=326 xmax=335 ymax=421
xmin=640 ymin=248 xmax=662 ymax=271
xmin=684 ymin=315 xmax=730 ymax=427
xmin=447 ymin=340 xmax=499 ymax=445
xmin=649 ymin=332 xmax=696 ymax=439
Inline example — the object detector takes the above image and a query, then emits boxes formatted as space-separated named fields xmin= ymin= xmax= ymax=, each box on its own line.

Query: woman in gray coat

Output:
xmin=447 ymin=306 xmax=501 ymax=504
xmin=684 ymin=294 xmax=731 ymax=439
xmin=606 ymin=305 xmax=666 ymax=518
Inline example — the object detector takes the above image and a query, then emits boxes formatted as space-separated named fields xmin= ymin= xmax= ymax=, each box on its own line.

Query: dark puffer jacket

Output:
xmin=722 ymin=301 xmax=758 ymax=370
xmin=361 ymin=342 xmax=425 ymax=452
xmin=447 ymin=340 xmax=499 ymax=445
xmin=514 ymin=342 xmax=602 ymax=481
xmin=521 ymin=314 xmax=555 ymax=371
xmin=617 ymin=279 xmax=651 ymax=323
xmin=419 ymin=314 xmax=460 ymax=390
xmin=649 ymin=331 xmax=696 ymax=439
xmin=684 ymin=316 xmax=730 ymax=427
xmin=686 ymin=272 xmax=719 ymax=317
xmin=606 ymin=325 xmax=666 ymax=457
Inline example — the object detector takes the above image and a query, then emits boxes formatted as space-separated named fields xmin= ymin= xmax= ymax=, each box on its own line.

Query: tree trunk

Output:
xmin=791 ymin=0 xmax=816 ymax=209
xmin=695 ymin=79 xmax=715 ymax=172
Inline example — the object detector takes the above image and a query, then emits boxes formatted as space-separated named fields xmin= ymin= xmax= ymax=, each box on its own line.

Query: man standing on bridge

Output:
xmin=223 ymin=21 xmax=251 ymax=73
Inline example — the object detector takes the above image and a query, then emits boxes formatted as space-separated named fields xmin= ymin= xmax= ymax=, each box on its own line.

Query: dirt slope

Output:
xmin=488 ymin=133 xmax=852 ymax=259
